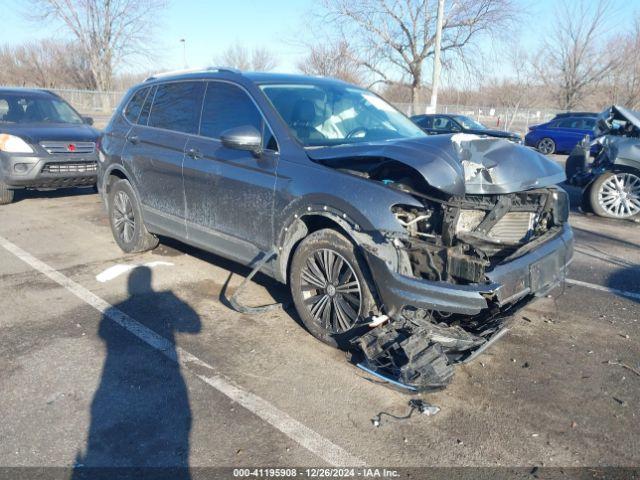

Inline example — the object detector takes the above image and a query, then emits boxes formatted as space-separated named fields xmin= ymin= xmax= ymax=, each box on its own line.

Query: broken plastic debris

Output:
xmin=418 ymin=403 xmax=440 ymax=416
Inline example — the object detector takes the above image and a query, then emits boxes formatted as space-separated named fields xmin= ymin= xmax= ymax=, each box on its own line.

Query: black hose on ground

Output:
xmin=228 ymin=249 xmax=286 ymax=314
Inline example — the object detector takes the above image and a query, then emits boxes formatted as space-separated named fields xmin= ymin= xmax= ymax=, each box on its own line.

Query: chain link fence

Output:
xmin=9 ymin=87 xmax=563 ymax=134
xmin=47 ymin=88 xmax=124 ymax=128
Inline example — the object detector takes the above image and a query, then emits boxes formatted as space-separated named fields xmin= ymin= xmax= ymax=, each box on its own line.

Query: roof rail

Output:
xmin=144 ymin=66 xmax=241 ymax=82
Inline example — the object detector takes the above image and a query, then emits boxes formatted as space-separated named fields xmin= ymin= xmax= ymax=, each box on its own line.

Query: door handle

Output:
xmin=186 ymin=147 xmax=202 ymax=159
xmin=127 ymin=134 xmax=139 ymax=145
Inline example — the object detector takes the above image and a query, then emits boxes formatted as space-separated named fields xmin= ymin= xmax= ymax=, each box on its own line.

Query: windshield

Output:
xmin=0 ymin=94 xmax=83 ymax=125
xmin=260 ymin=83 xmax=425 ymax=147
xmin=453 ymin=115 xmax=486 ymax=130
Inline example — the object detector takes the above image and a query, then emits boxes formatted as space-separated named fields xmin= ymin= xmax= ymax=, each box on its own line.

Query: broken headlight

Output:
xmin=392 ymin=205 xmax=437 ymax=239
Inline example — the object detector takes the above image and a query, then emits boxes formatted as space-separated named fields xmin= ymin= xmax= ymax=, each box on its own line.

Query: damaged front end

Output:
xmin=355 ymin=186 xmax=569 ymax=391
xmin=309 ymin=134 xmax=573 ymax=391
xmin=567 ymin=105 xmax=640 ymax=188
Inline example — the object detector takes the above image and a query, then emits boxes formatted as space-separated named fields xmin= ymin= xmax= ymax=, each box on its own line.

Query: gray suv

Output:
xmin=98 ymin=68 xmax=573 ymax=390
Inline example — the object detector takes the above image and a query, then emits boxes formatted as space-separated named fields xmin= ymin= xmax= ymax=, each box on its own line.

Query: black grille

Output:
xmin=42 ymin=162 xmax=98 ymax=174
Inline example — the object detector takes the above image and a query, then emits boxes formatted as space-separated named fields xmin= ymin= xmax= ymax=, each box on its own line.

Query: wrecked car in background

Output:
xmin=98 ymin=70 xmax=573 ymax=391
xmin=566 ymin=105 xmax=640 ymax=219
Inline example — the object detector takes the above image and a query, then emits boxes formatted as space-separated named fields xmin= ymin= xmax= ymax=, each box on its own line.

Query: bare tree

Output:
xmin=217 ymin=43 xmax=278 ymax=71
xmin=297 ymin=40 xmax=363 ymax=84
xmin=493 ymin=47 xmax=536 ymax=129
xmin=608 ymin=17 xmax=640 ymax=109
xmin=535 ymin=0 xmax=619 ymax=111
xmin=317 ymin=0 xmax=516 ymax=113
xmin=0 ymin=39 xmax=94 ymax=89
xmin=26 ymin=0 xmax=166 ymax=91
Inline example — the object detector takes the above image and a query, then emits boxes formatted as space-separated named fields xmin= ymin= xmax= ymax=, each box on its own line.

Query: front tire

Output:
xmin=289 ymin=228 xmax=376 ymax=348
xmin=590 ymin=171 xmax=640 ymax=219
xmin=537 ymin=137 xmax=556 ymax=155
xmin=0 ymin=181 xmax=14 ymax=205
xmin=108 ymin=179 xmax=159 ymax=253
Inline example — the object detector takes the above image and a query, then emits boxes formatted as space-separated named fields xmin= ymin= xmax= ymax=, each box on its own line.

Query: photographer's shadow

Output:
xmin=72 ymin=266 xmax=201 ymax=479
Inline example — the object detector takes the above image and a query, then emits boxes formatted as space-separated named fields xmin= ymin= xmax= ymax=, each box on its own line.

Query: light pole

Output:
xmin=427 ymin=0 xmax=444 ymax=114
xmin=180 ymin=38 xmax=187 ymax=69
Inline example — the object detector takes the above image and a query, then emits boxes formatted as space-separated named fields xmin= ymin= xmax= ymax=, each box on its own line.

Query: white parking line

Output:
xmin=566 ymin=278 xmax=640 ymax=302
xmin=96 ymin=261 xmax=174 ymax=282
xmin=0 ymin=235 xmax=364 ymax=467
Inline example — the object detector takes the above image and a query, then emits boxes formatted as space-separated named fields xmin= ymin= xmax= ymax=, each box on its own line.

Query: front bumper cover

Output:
xmin=356 ymin=223 xmax=573 ymax=392
xmin=364 ymin=223 xmax=573 ymax=320
xmin=0 ymin=152 xmax=98 ymax=189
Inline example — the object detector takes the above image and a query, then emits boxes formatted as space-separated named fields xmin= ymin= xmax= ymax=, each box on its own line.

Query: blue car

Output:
xmin=525 ymin=115 xmax=597 ymax=155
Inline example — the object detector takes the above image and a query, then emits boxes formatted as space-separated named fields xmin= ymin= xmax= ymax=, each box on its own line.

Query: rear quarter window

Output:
xmin=124 ymin=87 xmax=150 ymax=124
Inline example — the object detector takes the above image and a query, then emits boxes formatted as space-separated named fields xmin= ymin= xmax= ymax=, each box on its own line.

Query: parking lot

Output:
xmin=0 ymin=159 xmax=639 ymax=471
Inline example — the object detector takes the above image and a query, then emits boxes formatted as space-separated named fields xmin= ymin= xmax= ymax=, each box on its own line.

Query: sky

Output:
xmin=1 ymin=0 xmax=638 ymax=84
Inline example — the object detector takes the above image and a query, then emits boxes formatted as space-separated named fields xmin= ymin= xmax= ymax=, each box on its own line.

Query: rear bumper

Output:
xmin=365 ymin=223 xmax=574 ymax=319
xmin=0 ymin=152 xmax=98 ymax=188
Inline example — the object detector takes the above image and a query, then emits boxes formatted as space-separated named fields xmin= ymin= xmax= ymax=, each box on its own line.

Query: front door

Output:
xmin=183 ymin=81 xmax=279 ymax=265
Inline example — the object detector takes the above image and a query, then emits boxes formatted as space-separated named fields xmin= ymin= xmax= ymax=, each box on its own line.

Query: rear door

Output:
xmin=554 ymin=117 xmax=586 ymax=151
xmin=122 ymin=81 xmax=205 ymax=237
xmin=183 ymin=81 xmax=279 ymax=264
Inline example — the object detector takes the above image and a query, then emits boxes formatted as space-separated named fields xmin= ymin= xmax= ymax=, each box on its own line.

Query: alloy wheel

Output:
xmin=300 ymin=248 xmax=362 ymax=333
xmin=113 ymin=190 xmax=136 ymax=243
xmin=537 ymin=138 xmax=554 ymax=155
xmin=597 ymin=173 xmax=640 ymax=218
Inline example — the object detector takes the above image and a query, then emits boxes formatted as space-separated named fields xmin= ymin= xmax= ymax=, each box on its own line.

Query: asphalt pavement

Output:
xmin=0 ymin=173 xmax=638 ymax=472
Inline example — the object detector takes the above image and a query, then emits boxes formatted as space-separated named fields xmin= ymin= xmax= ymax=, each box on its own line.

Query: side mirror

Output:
xmin=82 ymin=116 xmax=94 ymax=126
xmin=220 ymin=126 xmax=262 ymax=154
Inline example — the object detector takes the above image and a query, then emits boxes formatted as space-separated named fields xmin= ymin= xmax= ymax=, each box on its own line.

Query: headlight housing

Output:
xmin=0 ymin=134 xmax=34 ymax=153
xmin=552 ymin=188 xmax=570 ymax=223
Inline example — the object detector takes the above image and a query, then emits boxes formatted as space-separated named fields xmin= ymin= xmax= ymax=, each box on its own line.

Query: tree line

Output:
xmin=1 ymin=0 xmax=638 ymax=111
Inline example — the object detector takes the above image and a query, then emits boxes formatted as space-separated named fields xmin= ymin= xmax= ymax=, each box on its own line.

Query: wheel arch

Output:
xmin=101 ymin=164 xmax=143 ymax=210
xmin=277 ymin=211 xmax=360 ymax=285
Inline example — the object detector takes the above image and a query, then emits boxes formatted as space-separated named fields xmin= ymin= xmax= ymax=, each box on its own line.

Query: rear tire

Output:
xmin=0 ymin=182 xmax=14 ymax=205
xmin=108 ymin=179 xmax=159 ymax=253
xmin=289 ymin=228 xmax=376 ymax=348
xmin=537 ymin=137 xmax=556 ymax=155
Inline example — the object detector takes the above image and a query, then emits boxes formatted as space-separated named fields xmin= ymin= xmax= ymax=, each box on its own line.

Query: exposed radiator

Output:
xmin=456 ymin=210 xmax=535 ymax=243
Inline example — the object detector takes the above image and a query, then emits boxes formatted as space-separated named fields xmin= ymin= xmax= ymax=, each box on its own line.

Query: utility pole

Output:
xmin=180 ymin=38 xmax=187 ymax=69
xmin=427 ymin=0 xmax=445 ymax=114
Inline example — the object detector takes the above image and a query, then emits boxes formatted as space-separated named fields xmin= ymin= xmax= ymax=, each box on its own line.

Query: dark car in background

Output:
xmin=98 ymin=69 xmax=572 ymax=391
xmin=410 ymin=113 xmax=522 ymax=143
xmin=0 ymin=88 xmax=99 ymax=205
xmin=525 ymin=114 xmax=597 ymax=155
xmin=566 ymin=105 xmax=640 ymax=219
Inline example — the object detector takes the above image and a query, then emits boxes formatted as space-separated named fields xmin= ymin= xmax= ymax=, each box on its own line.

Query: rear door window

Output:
xmin=200 ymin=82 xmax=262 ymax=139
xmin=580 ymin=118 xmax=596 ymax=129
xmin=148 ymin=82 xmax=205 ymax=134
xmin=558 ymin=118 xmax=578 ymax=128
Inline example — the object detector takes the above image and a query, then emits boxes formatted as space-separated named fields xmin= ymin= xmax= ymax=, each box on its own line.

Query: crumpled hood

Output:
xmin=307 ymin=134 xmax=565 ymax=195
xmin=595 ymin=105 xmax=640 ymax=137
